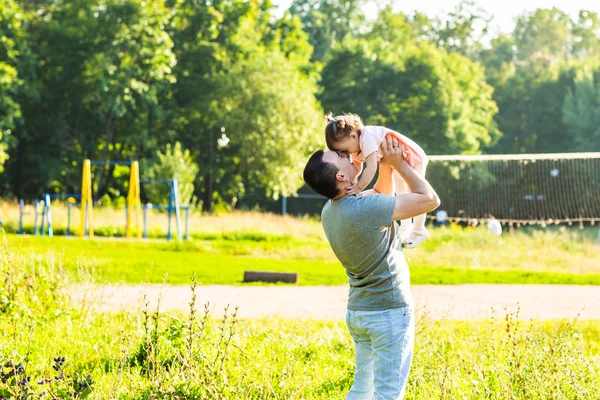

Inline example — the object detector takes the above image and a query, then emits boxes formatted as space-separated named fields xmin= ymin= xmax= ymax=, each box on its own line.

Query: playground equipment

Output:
xmin=18 ymin=159 xmax=189 ymax=241
xmin=39 ymin=194 xmax=80 ymax=237
xmin=141 ymin=204 xmax=190 ymax=241
xmin=140 ymin=179 xmax=184 ymax=241
xmin=19 ymin=194 xmax=80 ymax=237
xmin=80 ymin=160 xmax=142 ymax=239
xmin=18 ymin=199 xmax=38 ymax=234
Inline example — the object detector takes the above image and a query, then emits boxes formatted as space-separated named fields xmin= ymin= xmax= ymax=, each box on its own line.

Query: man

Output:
xmin=303 ymin=136 xmax=440 ymax=400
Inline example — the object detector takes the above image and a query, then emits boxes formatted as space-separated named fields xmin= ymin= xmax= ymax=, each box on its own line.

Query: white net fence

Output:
xmin=426 ymin=153 xmax=600 ymax=226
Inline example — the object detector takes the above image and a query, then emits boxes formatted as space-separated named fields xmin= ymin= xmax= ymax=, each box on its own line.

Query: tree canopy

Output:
xmin=1 ymin=0 xmax=599 ymax=209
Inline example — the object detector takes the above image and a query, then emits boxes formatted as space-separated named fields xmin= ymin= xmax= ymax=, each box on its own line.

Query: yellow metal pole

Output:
xmin=80 ymin=162 xmax=86 ymax=238
xmin=80 ymin=160 xmax=93 ymax=239
xmin=133 ymin=161 xmax=142 ymax=239
xmin=126 ymin=161 xmax=142 ymax=239
xmin=126 ymin=164 xmax=134 ymax=239
xmin=88 ymin=177 xmax=94 ymax=239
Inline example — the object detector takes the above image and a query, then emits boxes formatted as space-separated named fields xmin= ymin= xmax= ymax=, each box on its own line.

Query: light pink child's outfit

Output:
xmin=354 ymin=125 xmax=430 ymax=247
xmin=353 ymin=125 xmax=429 ymax=178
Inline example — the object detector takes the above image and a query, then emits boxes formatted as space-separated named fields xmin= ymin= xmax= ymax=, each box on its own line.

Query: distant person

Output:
xmin=303 ymin=135 xmax=440 ymax=400
xmin=435 ymin=210 xmax=448 ymax=226
xmin=486 ymin=217 xmax=502 ymax=236
xmin=325 ymin=113 xmax=430 ymax=249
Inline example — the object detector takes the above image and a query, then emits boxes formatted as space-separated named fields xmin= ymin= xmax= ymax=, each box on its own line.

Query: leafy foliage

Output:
xmin=320 ymin=8 xmax=499 ymax=155
xmin=0 ymin=0 xmax=35 ymax=173
xmin=563 ymin=69 xmax=600 ymax=151
xmin=2 ymin=0 xmax=600 ymax=207
xmin=145 ymin=142 xmax=199 ymax=206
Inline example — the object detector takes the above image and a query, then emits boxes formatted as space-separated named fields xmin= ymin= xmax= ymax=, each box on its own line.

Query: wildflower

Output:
xmin=52 ymin=356 xmax=65 ymax=371
xmin=15 ymin=363 xmax=25 ymax=375
xmin=18 ymin=376 xmax=31 ymax=387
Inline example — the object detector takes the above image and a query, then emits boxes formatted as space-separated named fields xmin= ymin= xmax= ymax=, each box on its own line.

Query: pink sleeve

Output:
xmin=360 ymin=130 xmax=379 ymax=160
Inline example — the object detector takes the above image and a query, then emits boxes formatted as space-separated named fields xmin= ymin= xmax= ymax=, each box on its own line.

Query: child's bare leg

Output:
xmin=380 ymin=163 xmax=394 ymax=195
xmin=412 ymin=213 xmax=427 ymax=233
xmin=404 ymin=165 xmax=430 ymax=248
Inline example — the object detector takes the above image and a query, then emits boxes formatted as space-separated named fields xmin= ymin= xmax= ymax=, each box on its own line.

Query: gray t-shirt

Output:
xmin=321 ymin=194 xmax=413 ymax=311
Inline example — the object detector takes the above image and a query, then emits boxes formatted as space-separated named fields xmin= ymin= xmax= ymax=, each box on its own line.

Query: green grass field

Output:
xmin=3 ymin=213 xmax=600 ymax=285
xmin=0 ymin=253 xmax=599 ymax=399
xmin=2 ymin=211 xmax=600 ymax=398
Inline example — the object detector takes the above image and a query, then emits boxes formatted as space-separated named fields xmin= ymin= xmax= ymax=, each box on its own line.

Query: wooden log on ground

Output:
xmin=243 ymin=270 xmax=299 ymax=284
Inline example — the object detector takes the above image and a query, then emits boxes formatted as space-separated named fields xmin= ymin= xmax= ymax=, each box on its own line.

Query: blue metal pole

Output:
xmin=40 ymin=196 xmax=46 ymax=236
xmin=185 ymin=206 xmax=190 ymax=241
xmin=34 ymin=200 xmax=39 ymax=235
xmin=173 ymin=179 xmax=182 ymax=242
xmin=67 ymin=203 xmax=72 ymax=236
xmin=45 ymin=194 xmax=53 ymax=237
xmin=167 ymin=181 xmax=173 ymax=241
xmin=19 ymin=199 xmax=24 ymax=234
xmin=282 ymin=196 xmax=287 ymax=216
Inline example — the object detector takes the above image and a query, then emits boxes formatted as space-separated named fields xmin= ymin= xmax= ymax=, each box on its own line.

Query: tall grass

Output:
xmin=4 ymin=218 xmax=600 ymax=285
xmin=0 ymin=201 xmax=323 ymax=240
xmin=1 ymin=241 xmax=599 ymax=398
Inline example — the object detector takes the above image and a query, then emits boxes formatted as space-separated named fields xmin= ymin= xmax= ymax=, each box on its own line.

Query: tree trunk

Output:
xmin=203 ymin=128 xmax=214 ymax=212
xmin=95 ymin=111 xmax=117 ymax=200
xmin=12 ymin=138 xmax=26 ymax=198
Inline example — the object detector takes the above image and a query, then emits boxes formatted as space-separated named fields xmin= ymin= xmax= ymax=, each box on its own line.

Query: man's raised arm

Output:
xmin=378 ymin=136 xmax=440 ymax=220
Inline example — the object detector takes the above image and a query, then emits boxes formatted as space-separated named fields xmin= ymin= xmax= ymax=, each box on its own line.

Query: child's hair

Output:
xmin=324 ymin=113 xmax=364 ymax=151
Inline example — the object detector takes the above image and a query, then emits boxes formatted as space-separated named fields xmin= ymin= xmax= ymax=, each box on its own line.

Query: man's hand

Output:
xmin=345 ymin=182 xmax=362 ymax=196
xmin=379 ymin=135 xmax=404 ymax=168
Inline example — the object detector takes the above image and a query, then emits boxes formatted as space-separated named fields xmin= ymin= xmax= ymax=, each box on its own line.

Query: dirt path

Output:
xmin=68 ymin=284 xmax=600 ymax=320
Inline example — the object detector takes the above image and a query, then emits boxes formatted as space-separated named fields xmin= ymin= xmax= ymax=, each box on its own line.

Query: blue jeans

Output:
xmin=346 ymin=306 xmax=415 ymax=400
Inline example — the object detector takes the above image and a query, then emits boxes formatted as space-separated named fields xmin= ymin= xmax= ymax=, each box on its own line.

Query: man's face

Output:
xmin=322 ymin=150 xmax=360 ymax=187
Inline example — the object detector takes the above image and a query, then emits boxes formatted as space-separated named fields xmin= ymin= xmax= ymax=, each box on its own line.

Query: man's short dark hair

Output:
xmin=303 ymin=150 xmax=340 ymax=199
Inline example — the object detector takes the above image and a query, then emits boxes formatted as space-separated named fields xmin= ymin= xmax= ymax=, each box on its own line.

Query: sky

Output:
xmin=273 ymin=0 xmax=600 ymax=34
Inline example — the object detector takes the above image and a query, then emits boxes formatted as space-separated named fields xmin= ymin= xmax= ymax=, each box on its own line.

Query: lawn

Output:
xmin=3 ymin=214 xmax=600 ymax=285
xmin=1 ymin=254 xmax=599 ymax=399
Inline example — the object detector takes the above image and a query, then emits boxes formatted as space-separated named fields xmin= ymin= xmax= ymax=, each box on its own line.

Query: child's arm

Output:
xmin=346 ymin=152 xmax=377 ymax=195
xmin=358 ymin=153 xmax=378 ymax=190
xmin=352 ymin=158 xmax=363 ymax=175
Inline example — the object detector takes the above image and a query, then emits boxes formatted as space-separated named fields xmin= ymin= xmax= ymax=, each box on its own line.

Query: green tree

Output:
xmin=319 ymin=8 xmax=499 ymax=155
xmin=479 ymin=34 xmax=515 ymax=85
xmin=429 ymin=0 xmax=493 ymax=58
xmin=514 ymin=8 xmax=572 ymax=62
xmin=572 ymin=10 xmax=600 ymax=58
xmin=366 ymin=6 xmax=419 ymax=52
xmin=166 ymin=0 xmax=256 ymax=211
xmin=488 ymin=61 xmax=578 ymax=154
xmin=211 ymin=50 xmax=322 ymax=204
xmin=0 ymin=0 xmax=35 ymax=175
xmin=263 ymin=11 xmax=315 ymax=75
xmin=146 ymin=142 xmax=199 ymax=206
xmin=442 ymin=52 xmax=500 ymax=153
xmin=563 ymin=69 xmax=600 ymax=151
xmin=80 ymin=0 xmax=176 ymax=197
xmin=289 ymin=0 xmax=365 ymax=62
xmin=3 ymin=0 xmax=174 ymax=198
xmin=168 ymin=0 xmax=322 ymax=210
xmin=483 ymin=8 xmax=600 ymax=154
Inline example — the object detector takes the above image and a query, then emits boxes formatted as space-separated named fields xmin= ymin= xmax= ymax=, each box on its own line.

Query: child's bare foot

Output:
xmin=403 ymin=228 xmax=429 ymax=249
